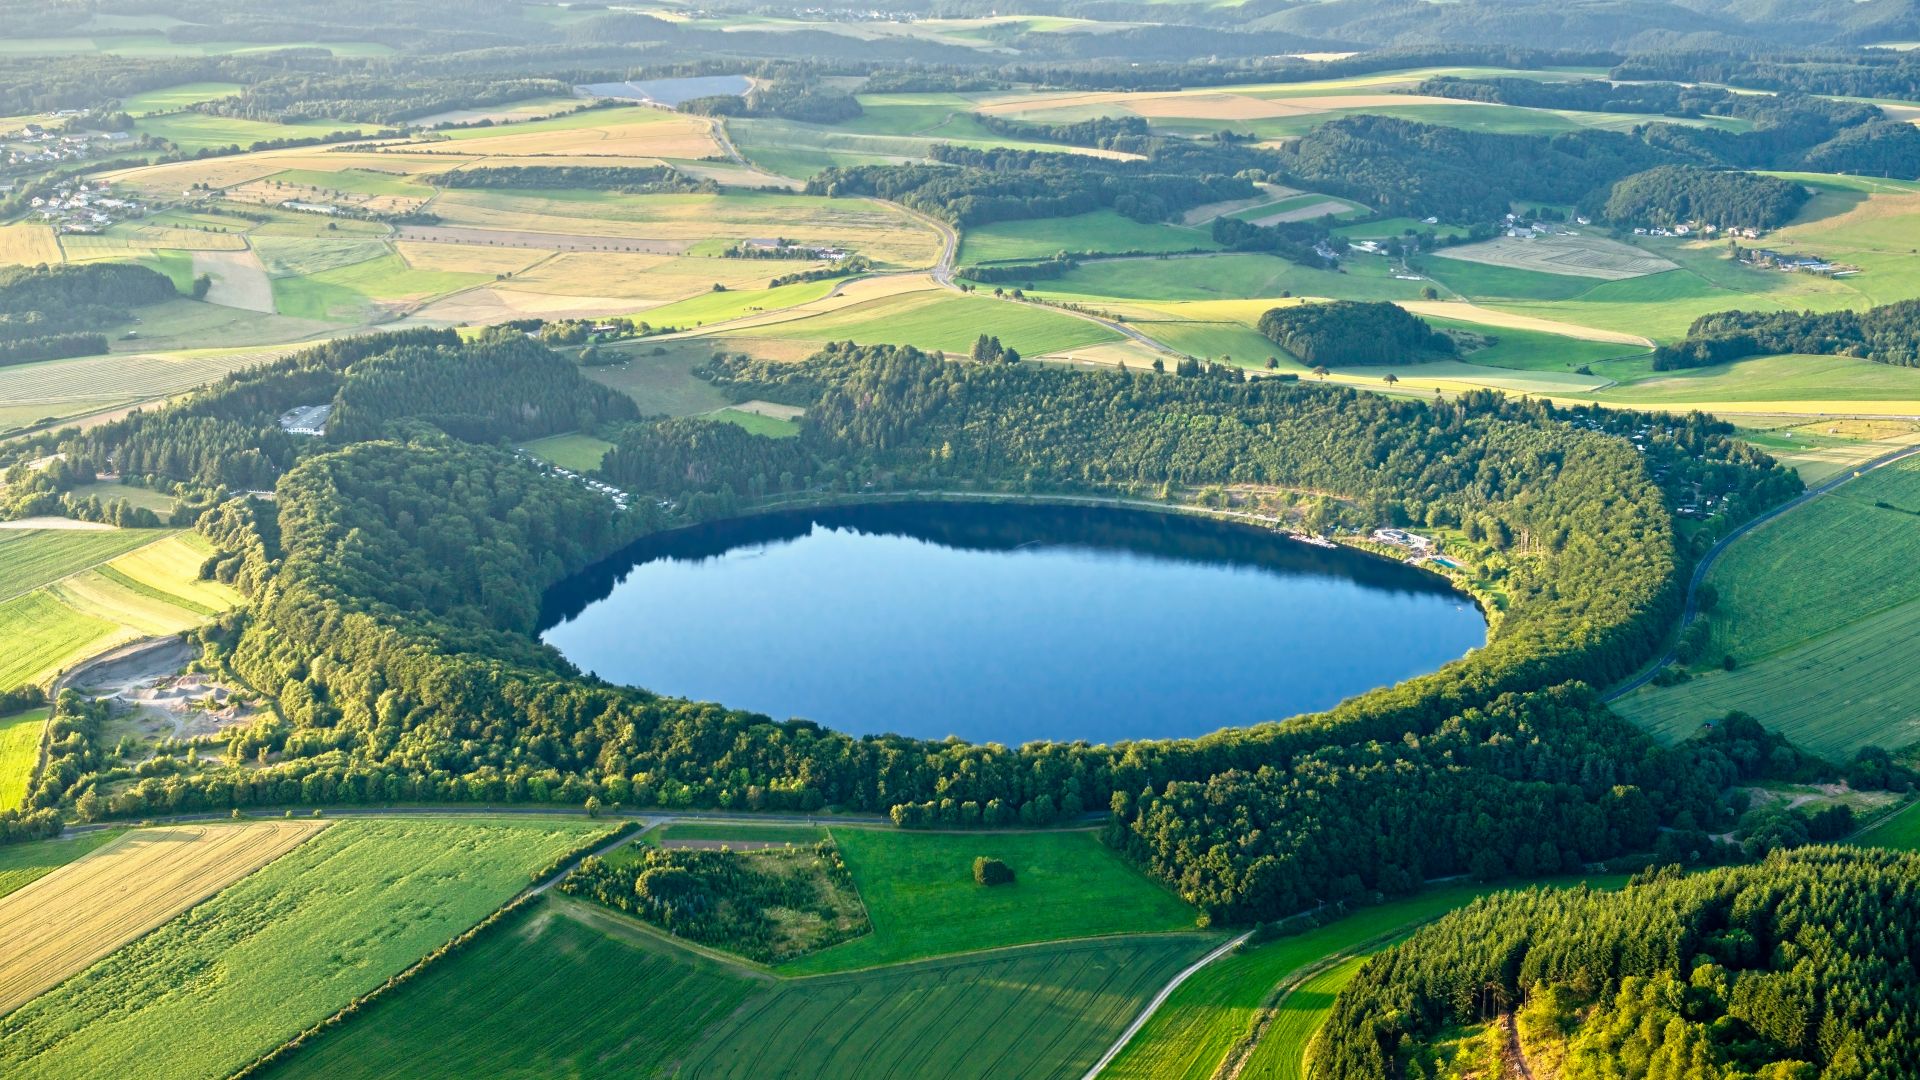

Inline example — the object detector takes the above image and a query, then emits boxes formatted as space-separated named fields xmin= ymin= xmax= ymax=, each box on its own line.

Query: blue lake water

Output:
xmin=538 ymin=502 xmax=1486 ymax=744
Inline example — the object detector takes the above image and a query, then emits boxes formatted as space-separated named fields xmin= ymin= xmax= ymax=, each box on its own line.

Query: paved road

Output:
xmin=1604 ymin=440 xmax=1920 ymax=701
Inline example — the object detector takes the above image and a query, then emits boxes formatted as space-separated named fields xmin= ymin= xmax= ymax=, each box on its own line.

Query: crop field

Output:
xmin=0 ymin=528 xmax=173 ymax=601
xmin=272 ymin=252 xmax=494 ymax=322
xmin=683 ymin=933 xmax=1221 ymax=1079
xmin=1104 ymin=880 xmax=1563 ymax=1080
xmin=0 ymin=818 xmax=610 ymax=1080
xmin=0 ymin=224 xmax=61 ymax=265
xmin=736 ymin=289 xmax=1122 ymax=358
xmin=0 ymin=821 xmax=326 ymax=1016
xmin=784 ymin=828 xmax=1194 ymax=975
xmin=0 ymin=346 xmax=294 ymax=421
xmin=711 ymin=407 xmax=802 ymax=437
xmin=1617 ymin=458 xmax=1920 ymax=756
xmin=133 ymin=112 xmax=361 ymax=154
xmin=0 ymin=708 xmax=46 ymax=809
xmin=959 ymin=210 xmax=1216 ymax=264
xmin=259 ymin=898 xmax=764 ymax=1080
xmin=1432 ymin=234 xmax=1677 ymax=281
xmin=1578 ymin=353 xmax=1920 ymax=413
xmin=0 ymin=592 xmax=121 ymax=689
xmin=1239 ymin=954 xmax=1372 ymax=1080
xmin=0 ymin=831 xmax=124 ymax=899
xmin=518 ymin=432 xmax=614 ymax=472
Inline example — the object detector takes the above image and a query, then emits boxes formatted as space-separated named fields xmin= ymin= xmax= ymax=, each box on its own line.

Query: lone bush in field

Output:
xmin=973 ymin=857 xmax=1014 ymax=886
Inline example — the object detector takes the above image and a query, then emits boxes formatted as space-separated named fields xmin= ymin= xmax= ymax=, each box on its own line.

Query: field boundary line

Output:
xmin=1605 ymin=441 xmax=1920 ymax=702
xmin=0 ymin=530 xmax=181 ymax=606
xmin=1083 ymin=931 xmax=1252 ymax=1080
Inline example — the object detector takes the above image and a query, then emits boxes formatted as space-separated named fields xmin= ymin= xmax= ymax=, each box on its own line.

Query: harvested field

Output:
xmin=415 ymin=109 xmax=719 ymax=159
xmin=394 ymin=224 xmax=688 ymax=254
xmin=0 ymin=347 xmax=295 ymax=411
xmin=0 ymin=224 xmax=61 ymax=265
xmin=392 ymin=241 xmax=542 ymax=276
xmin=0 ymin=822 xmax=325 ymax=1016
xmin=1432 ymin=234 xmax=1677 ymax=280
xmin=1180 ymin=185 xmax=1302 ymax=225
xmin=408 ymin=287 xmax=639 ymax=324
xmin=193 ymin=249 xmax=275 ymax=312
xmin=499 ymin=252 xmax=792 ymax=300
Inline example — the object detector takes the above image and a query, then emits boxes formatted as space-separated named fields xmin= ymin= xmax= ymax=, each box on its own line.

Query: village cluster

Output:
xmin=22 ymin=178 xmax=144 ymax=233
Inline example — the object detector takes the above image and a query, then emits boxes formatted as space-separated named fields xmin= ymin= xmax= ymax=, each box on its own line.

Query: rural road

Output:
xmin=1082 ymin=930 xmax=1253 ymax=1080
xmin=1604 ymin=439 xmax=1920 ymax=701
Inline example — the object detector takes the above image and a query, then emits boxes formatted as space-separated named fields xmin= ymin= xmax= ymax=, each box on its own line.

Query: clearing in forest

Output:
xmin=0 ymin=821 xmax=326 ymax=1016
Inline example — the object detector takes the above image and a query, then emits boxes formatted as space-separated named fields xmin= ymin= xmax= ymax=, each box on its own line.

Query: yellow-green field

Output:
xmin=0 ymin=708 xmax=46 ymax=809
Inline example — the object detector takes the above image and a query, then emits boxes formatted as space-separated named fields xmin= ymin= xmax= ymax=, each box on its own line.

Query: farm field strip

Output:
xmin=0 ymin=529 xmax=175 ymax=602
xmin=0 ymin=822 xmax=326 ymax=1017
xmin=1239 ymin=954 xmax=1372 ymax=1079
xmin=0 ymin=818 xmax=611 ymax=1080
xmin=0 ymin=591 xmax=125 ymax=690
xmin=0 ymin=831 xmax=124 ymax=900
xmin=0 ymin=347 xmax=300 ymax=406
xmin=0 ymin=709 xmax=46 ymax=809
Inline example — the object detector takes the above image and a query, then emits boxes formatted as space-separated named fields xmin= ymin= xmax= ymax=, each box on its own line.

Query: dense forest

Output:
xmin=1654 ymin=300 xmax=1920 ymax=370
xmin=1273 ymin=117 xmax=1677 ymax=223
xmin=38 ymin=331 xmax=1808 ymax=920
xmin=1311 ymin=848 xmax=1920 ymax=1079
xmin=972 ymin=113 xmax=1150 ymax=150
xmin=1256 ymin=301 xmax=1452 ymax=366
xmin=809 ymin=143 xmax=1259 ymax=227
xmin=0 ymin=263 xmax=180 ymax=366
xmin=1602 ymin=166 xmax=1810 ymax=230
xmin=679 ymin=78 xmax=864 ymax=124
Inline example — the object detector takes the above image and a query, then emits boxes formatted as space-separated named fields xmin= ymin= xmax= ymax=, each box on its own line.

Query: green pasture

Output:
xmin=260 ymin=898 xmax=760 ymax=1080
xmin=1426 ymin=318 xmax=1649 ymax=372
xmin=251 ymin=237 xmax=392 ymax=278
xmin=1417 ymin=255 xmax=1610 ymax=302
xmin=64 ymin=481 xmax=175 ymax=514
xmin=0 ymin=707 xmax=47 ymax=809
xmin=517 ymin=432 xmax=614 ymax=473
xmin=0 ymin=818 xmax=611 ymax=1080
xmin=683 ymin=933 xmax=1220 ymax=1079
xmin=265 ymin=169 xmax=433 ymax=198
xmin=0 ymin=829 xmax=124 ymax=899
xmin=0 ymin=588 xmax=127 ymax=688
xmin=586 ymin=340 xmax=736 ymax=416
xmin=641 ymin=279 xmax=838 ymax=328
xmin=782 ymin=827 xmax=1195 ymax=975
xmin=959 ymin=211 xmax=1216 ymax=264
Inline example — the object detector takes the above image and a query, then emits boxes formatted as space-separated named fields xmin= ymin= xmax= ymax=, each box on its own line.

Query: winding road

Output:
xmin=1604 ymin=440 xmax=1920 ymax=701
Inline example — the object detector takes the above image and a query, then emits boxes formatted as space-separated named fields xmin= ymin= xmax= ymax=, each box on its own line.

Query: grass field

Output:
xmin=0 ymin=830 xmax=123 ymax=900
xmin=64 ymin=480 xmax=175 ymax=514
xmin=260 ymin=898 xmax=763 ymax=1080
xmin=783 ymin=828 xmax=1195 ymax=974
xmin=518 ymin=432 xmax=614 ymax=473
xmin=0 ymin=818 xmax=609 ymax=1080
xmin=119 ymin=81 xmax=242 ymax=115
xmin=586 ymin=341 xmax=738 ymax=415
xmin=1616 ymin=457 xmax=1920 ymax=757
xmin=683 ymin=933 xmax=1221 ymax=1079
xmin=0 ymin=708 xmax=46 ymax=809
xmin=655 ymin=821 xmax=829 ymax=845
xmin=0 ymin=821 xmax=326 ymax=1017
xmin=710 ymin=407 xmax=801 ymax=437
xmin=1040 ymin=254 xmax=1432 ymax=305
xmin=1431 ymin=234 xmax=1676 ymax=281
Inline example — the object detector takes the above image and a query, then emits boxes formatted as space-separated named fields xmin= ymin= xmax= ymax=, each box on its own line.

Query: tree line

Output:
xmin=1653 ymin=299 xmax=1920 ymax=370
xmin=427 ymin=164 xmax=714 ymax=194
